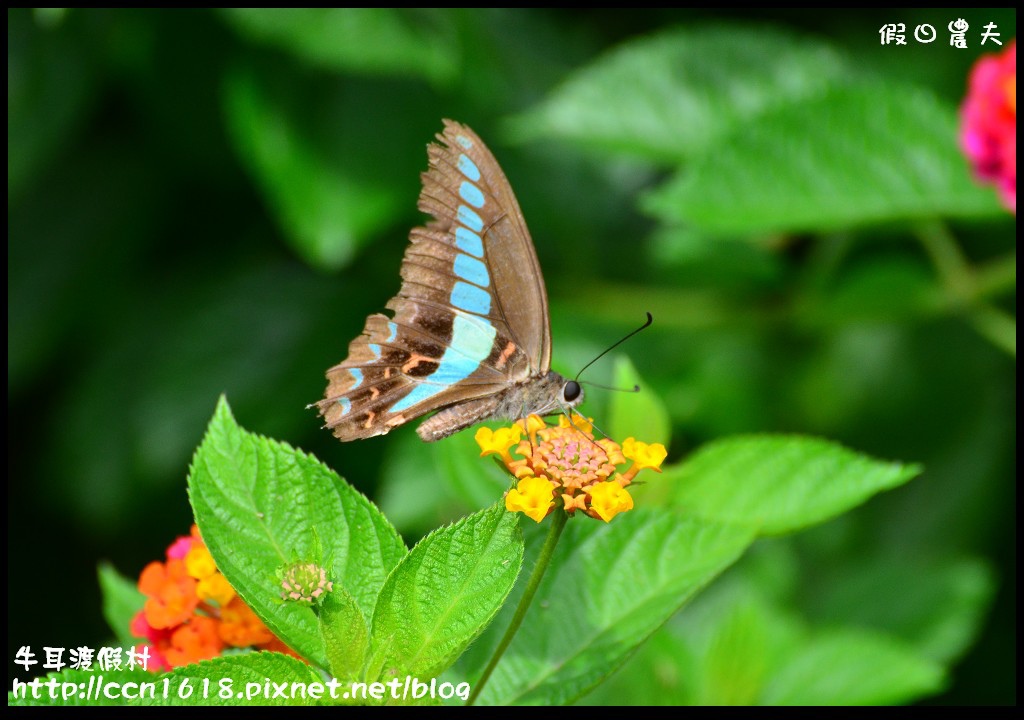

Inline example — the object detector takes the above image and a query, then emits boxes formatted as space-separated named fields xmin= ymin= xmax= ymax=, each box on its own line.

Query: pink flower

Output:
xmin=960 ymin=40 xmax=1016 ymax=213
xmin=165 ymin=536 xmax=196 ymax=561
xmin=130 ymin=610 xmax=171 ymax=644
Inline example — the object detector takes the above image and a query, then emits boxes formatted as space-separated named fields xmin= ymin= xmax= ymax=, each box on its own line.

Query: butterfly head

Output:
xmin=563 ymin=379 xmax=582 ymax=404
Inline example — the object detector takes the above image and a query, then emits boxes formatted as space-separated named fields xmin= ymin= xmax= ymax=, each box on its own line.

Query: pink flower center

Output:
xmin=539 ymin=433 xmax=610 ymax=490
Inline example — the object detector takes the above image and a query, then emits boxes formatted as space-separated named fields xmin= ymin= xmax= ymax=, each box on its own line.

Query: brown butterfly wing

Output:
xmin=316 ymin=120 xmax=552 ymax=440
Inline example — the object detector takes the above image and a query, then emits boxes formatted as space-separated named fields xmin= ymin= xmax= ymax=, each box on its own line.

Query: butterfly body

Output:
xmin=315 ymin=120 xmax=583 ymax=441
xmin=416 ymin=369 xmax=575 ymax=442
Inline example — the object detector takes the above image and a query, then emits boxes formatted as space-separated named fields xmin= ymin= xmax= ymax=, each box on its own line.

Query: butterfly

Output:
xmin=314 ymin=119 xmax=583 ymax=442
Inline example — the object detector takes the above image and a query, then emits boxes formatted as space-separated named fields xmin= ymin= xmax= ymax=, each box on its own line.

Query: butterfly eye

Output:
xmin=563 ymin=380 xmax=581 ymax=402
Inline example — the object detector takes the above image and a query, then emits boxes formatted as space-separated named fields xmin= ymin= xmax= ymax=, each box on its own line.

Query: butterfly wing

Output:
xmin=316 ymin=120 xmax=552 ymax=440
xmin=424 ymin=120 xmax=552 ymax=372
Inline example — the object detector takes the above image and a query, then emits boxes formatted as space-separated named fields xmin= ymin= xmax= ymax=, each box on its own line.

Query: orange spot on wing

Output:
xmin=364 ymin=411 xmax=375 ymax=429
xmin=496 ymin=341 xmax=517 ymax=369
xmin=386 ymin=414 xmax=407 ymax=428
xmin=402 ymin=354 xmax=434 ymax=373
xmin=370 ymin=387 xmax=380 ymax=399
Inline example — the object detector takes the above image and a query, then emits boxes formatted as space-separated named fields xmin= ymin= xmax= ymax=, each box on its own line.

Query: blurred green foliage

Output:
xmin=7 ymin=8 xmax=1014 ymax=704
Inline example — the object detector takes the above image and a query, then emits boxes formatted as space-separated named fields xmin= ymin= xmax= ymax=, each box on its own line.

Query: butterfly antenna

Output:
xmin=579 ymin=409 xmax=613 ymax=443
xmin=574 ymin=312 xmax=653 ymax=381
xmin=579 ymin=381 xmax=641 ymax=393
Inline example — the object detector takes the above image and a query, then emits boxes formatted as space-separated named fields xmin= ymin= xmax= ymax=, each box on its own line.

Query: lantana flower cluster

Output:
xmin=130 ymin=525 xmax=294 ymax=671
xmin=477 ymin=415 xmax=667 ymax=523
xmin=961 ymin=39 xmax=1016 ymax=213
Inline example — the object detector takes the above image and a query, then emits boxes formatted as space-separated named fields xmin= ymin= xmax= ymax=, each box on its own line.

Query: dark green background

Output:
xmin=7 ymin=8 xmax=1015 ymax=704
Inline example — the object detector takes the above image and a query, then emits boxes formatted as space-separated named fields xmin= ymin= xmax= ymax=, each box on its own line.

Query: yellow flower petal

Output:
xmin=505 ymin=476 xmax=555 ymax=523
xmin=587 ymin=481 xmax=634 ymax=522
xmin=476 ymin=424 xmax=522 ymax=457
xmin=558 ymin=414 xmax=593 ymax=433
xmin=196 ymin=572 xmax=236 ymax=606
xmin=622 ymin=438 xmax=667 ymax=471
xmin=517 ymin=414 xmax=547 ymax=435
xmin=475 ymin=426 xmax=495 ymax=454
xmin=184 ymin=545 xmax=218 ymax=580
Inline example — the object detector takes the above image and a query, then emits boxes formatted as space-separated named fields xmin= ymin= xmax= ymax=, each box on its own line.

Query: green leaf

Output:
xmin=588 ymin=536 xmax=975 ymax=706
xmin=464 ymin=510 xmax=756 ymax=705
xmin=698 ymin=596 xmax=776 ymax=704
xmin=9 ymin=668 xmax=138 ymax=706
xmin=222 ymin=9 xmax=458 ymax=85
xmin=144 ymin=652 xmax=324 ymax=706
xmin=320 ymin=586 xmax=370 ymax=681
xmin=607 ymin=355 xmax=671 ymax=449
xmin=222 ymin=67 xmax=407 ymax=271
xmin=188 ymin=396 xmax=407 ymax=668
xmin=591 ymin=557 xmax=804 ymax=706
xmin=586 ymin=589 xmax=783 ymax=707
xmin=671 ymin=558 xmax=947 ymax=705
xmin=683 ymin=579 xmax=805 ymax=706
xmin=98 ymin=562 xmax=146 ymax=646
xmin=368 ymin=502 xmax=523 ymax=691
xmin=807 ymin=555 xmax=995 ymax=664
xmin=575 ymin=626 xmax=699 ymax=706
xmin=760 ymin=630 xmax=945 ymax=705
xmin=644 ymin=83 xmax=1004 ymax=234
xmin=511 ymin=26 xmax=849 ymax=163
xmin=665 ymin=435 xmax=921 ymax=535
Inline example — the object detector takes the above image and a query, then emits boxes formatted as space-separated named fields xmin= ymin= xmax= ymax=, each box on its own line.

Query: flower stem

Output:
xmin=914 ymin=220 xmax=1017 ymax=358
xmin=915 ymin=219 xmax=974 ymax=302
xmin=466 ymin=510 xmax=569 ymax=705
xmin=973 ymin=251 xmax=1017 ymax=300
xmin=969 ymin=304 xmax=1017 ymax=357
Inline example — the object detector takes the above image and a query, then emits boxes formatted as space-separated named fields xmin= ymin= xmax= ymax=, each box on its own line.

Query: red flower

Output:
xmin=130 ymin=612 xmax=173 ymax=672
xmin=961 ymin=40 xmax=1016 ymax=213
xmin=130 ymin=610 xmax=171 ymax=644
